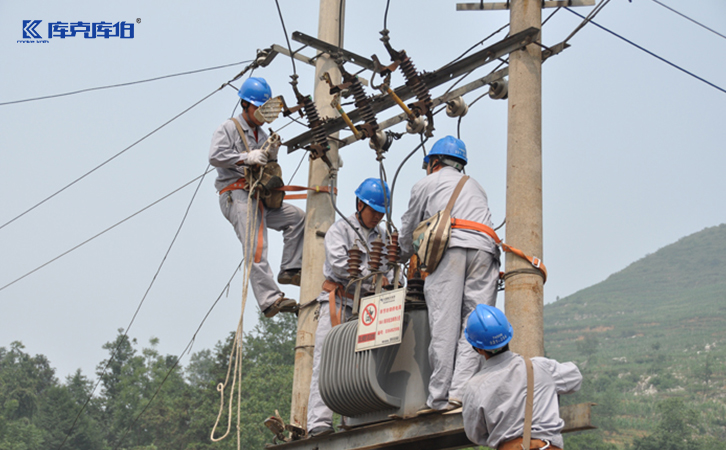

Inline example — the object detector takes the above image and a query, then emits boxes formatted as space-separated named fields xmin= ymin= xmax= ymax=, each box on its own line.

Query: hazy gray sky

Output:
xmin=1 ymin=0 xmax=725 ymax=381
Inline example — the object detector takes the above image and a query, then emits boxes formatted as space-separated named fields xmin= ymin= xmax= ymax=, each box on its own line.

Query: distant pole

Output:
xmin=504 ymin=0 xmax=544 ymax=358
xmin=289 ymin=0 xmax=344 ymax=430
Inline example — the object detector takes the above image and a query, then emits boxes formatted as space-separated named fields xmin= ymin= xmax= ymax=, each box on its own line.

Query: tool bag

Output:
xmin=411 ymin=175 xmax=469 ymax=273
xmin=231 ymin=118 xmax=285 ymax=209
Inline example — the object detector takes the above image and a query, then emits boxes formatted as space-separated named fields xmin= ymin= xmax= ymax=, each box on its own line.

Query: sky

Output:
xmin=1 ymin=0 xmax=725 ymax=382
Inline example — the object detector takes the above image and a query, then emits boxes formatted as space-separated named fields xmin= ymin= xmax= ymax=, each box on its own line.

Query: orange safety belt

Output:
xmin=451 ymin=218 xmax=548 ymax=283
xmin=274 ymin=184 xmax=337 ymax=200
xmin=322 ymin=280 xmax=354 ymax=327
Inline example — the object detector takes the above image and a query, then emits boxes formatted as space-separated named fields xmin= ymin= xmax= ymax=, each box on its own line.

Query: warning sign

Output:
xmin=355 ymin=288 xmax=405 ymax=352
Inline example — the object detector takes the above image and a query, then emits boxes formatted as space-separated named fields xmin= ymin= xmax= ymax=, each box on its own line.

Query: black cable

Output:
xmin=287 ymin=151 xmax=307 ymax=185
xmin=109 ymin=259 xmax=244 ymax=450
xmin=1 ymin=168 xmax=215 ymax=293
xmin=440 ymin=23 xmax=509 ymax=71
xmin=0 ymin=89 xmax=222 ymax=233
xmin=274 ymin=0 xmax=297 ymax=76
xmin=650 ymin=0 xmax=726 ymax=41
xmin=565 ymin=8 xmax=726 ymax=95
xmin=390 ymin=137 xmax=429 ymax=213
xmin=0 ymin=60 xmax=253 ymax=107
xmin=55 ymin=165 xmax=212 ymax=450
xmin=383 ymin=0 xmax=391 ymax=30
xmin=338 ymin=0 xmax=345 ymax=50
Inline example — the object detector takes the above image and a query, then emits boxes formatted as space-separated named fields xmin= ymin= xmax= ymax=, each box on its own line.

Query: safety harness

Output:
xmin=450 ymin=218 xmax=548 ymax=283
xmin=321 ymin=280 xmax=354 ymax=327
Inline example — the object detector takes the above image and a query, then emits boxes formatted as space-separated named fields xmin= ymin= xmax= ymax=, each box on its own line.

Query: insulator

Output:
xmin=399 ymin=54 xmax=433 ymax=114
xmin=368 ymin=238 xmax=385 ymax=272
xmin=446 ymin=96 xmax=469 ymax=118
xmin=405 ymin=277 xmax=425 ymax=302
xmin=386 ymin=233 xmax=399 ymax=265
xmin=489 ymin=79 xmax=509 ymax=100
xmin=301 ymin=96 xmax=329 ymax=150
xmin=347 ymin=244 xmax=363 ymax=279
xmin=406 ymin=116 xmax=427 ymax=135
xmin=349 ymin=78 xmax=378 ymax=130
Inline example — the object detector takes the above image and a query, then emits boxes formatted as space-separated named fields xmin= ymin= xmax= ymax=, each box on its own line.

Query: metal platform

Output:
xmin=268 ymin=403 xmax=594 ymax=450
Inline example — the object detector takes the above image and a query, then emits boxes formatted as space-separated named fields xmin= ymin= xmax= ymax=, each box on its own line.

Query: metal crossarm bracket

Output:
xmin=457 ymin=0 xmax=594 ymax=10
xmin=283 ymin=27 xmax=539 ymax=153
xmin=292 ymin=31 xmax=376 ymax=72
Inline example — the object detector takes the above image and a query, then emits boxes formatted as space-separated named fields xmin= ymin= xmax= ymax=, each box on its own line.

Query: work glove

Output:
xmin=245 ymin=149 xmax=268 ymax=166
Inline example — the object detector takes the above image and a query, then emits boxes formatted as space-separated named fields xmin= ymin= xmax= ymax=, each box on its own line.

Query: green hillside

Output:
xmin=544 ymin=224 xmax=726 ymax=448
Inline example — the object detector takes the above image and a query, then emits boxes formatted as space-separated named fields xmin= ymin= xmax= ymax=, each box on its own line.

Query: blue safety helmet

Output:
xmin=465 ymin=305 xmax=513 ymax=351
xmin=238 ymin=77 xmax=272 ymax=107
xmin=355 ymin=178 xmax=391 ymax=214
xmin=423 ymin=135 xmax=468 ymax=166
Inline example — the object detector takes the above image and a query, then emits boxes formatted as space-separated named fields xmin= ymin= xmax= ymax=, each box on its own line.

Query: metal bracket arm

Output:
xmin=292 ymin=31 xmax=376 ymax=72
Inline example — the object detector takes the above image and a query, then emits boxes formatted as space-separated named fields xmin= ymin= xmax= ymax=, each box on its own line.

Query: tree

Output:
xmin=632 ymin=398 xmax=701 ymax=450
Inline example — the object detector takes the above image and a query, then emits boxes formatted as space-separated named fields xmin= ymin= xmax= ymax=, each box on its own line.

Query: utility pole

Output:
xmin=289 ymin=0 xmax=345 ymax=431
xmin=504 ymin=0 xmax=544 ymax=358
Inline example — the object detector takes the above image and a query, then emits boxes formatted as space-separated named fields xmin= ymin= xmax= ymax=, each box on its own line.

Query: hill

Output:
xmin=544 ymin=224 xmax=726 ymax=447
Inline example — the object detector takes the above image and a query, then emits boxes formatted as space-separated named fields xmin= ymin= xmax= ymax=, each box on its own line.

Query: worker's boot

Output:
xmin=278 ymin=269 xmax=302 ymax=286
xmin=264 ymin=296 xmax=298 ymax=318
xmin=308 ymin=426 xmax=334 ymax=438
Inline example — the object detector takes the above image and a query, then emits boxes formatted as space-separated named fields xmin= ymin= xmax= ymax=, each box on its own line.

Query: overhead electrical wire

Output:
xmin=0 ymin=167 xmax=215 ymax=293
xmin=58 ymin=258 xmax=245 ymax=450
xmin=565 ymin=8 xmax=726 ymax=95
xmin=383 ymin=0 xmax=392 ymax=30
xmin=650 ymin=0 xmax=726 ymax=41
xmin=273 ymin=0 xmax=297 ymax=76
xmin=0 ymin=90 xmax=221 ymax=233
xmin=0 ymin=60 xmax=253 ymax=107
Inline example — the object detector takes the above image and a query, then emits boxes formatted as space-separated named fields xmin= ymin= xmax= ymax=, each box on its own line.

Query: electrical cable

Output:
xmin=383 ymin=0 xmax=392 ymax=30
xmin=650 ymin=0 xmax=726 ymax=41
xmin=274 ymin=0 xmax=297 ymax=76
xmin=287 ymin=151 xmax=308 ymax=185
xmin=563 ymin=0 xmax=612 ymax=45
xmin=0 ymin=89 xmax=221 ymax=233
xmin=565 ymin=8 xmax=726 ymax=95
xmin=55 ymin=165 xmax=213 ymax=450
xmin=0 ymin=60 xmax=253 ymax=107
xmin=108 ymin=258 xmax=244 ymax=450
xmin=440 ymin=23 xmax=509 ymax=71
xmin=0 ymin=167 xmax=215 ymax=293
xmin=389 ymin=136 xmax=429 ymax=215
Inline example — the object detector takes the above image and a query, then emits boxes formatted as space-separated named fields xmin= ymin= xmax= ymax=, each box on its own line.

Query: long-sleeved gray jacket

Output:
xmin=208 ymin=114 xmax=268 ymax=191
xmin=399 ymin=166 xmax=498 ymax=260
xmin=461 ymin=352 xmax=583 ymax=449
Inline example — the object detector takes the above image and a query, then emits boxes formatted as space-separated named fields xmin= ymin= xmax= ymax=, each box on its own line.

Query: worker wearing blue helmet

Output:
xmin=461 ymin=305 xmax=582 ymax=450
xmin=399 ymin=135 xmax=501 ymax=413
xmin=306 ymin=178 xmax=398 ymax=437
xmin=209 ymin=77 xmax=305 ymax=318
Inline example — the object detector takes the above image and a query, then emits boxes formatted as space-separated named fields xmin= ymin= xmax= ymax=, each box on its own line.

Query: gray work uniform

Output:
xmin=209 ymin=114 xmax=304 ymax=311
xmin=461 ymin=352 xmax=583 ymax=449
xmin=307 ymin=214 xmax=395 ymax=432
xmin=399 ymin=166 xmax=501 ymax=409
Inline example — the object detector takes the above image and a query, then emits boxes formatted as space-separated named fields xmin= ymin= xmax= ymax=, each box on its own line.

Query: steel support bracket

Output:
xmin=457 ymin=0 xmax=594 ymax=10
xmin=283 ymin=27 xmax=539 ymax=153
xmin=292 ymin=31 xmax=376 ymax=72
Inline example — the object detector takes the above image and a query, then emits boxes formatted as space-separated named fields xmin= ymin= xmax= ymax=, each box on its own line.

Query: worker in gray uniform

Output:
xmin=399 ymin=135 xmax=501 ymax=412
xmin=307 ymin=178 xmax=396 ymax=437
xmin=209 ymin=77 xmax=304 ymax=318
xmin=462 ymin=305 xmax=582 ymax=450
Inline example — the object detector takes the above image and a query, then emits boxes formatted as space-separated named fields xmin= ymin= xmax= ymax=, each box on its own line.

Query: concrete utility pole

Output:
xmin=504 ymin=0 xmax=544 ymax=358
xmin=289 ymin=0 xmax=345 ymax=430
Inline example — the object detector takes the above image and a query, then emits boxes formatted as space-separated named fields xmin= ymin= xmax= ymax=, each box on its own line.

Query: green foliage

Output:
xmin=0 ymin=310 xmax=298 ymax=450
xmin=545 ymin=224 xmax=726 ymax=447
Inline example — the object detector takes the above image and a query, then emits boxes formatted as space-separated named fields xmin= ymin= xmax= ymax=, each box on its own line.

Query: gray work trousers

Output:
xmin=423 ymin=247 xmax=500 ymax=410
xmin=307 ymin=298 xmax=352 ymax=432
xmin=219 ymin=189 xmax=305 ymax=310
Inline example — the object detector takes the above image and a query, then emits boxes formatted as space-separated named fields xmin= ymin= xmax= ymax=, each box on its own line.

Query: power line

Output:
xmin=0 ymin=60 xmax=253 ymax=107
xmin=566 ymin=8 xmax=726 ymax=96
xmin=274 ymin=0 xmax=297 ymax=76
xmin=0 ymin=89 xmax=222 ymax=233
xmin=650 ymin=0 xmax=726 ymax=41
xmin=0 ymin=167 xmax=214 ymax=293
xmin=60 ymin=258 xmax=244 ymax=450
xmin=383 ymin=0 xmax=392 ymax=30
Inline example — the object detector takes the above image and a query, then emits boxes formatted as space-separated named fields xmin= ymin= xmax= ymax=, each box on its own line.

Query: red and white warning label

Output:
xmin=355 ymin=288 xmax=405 ymax=352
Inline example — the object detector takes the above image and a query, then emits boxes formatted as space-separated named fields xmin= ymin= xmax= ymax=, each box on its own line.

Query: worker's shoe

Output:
xmin=263 ymin=297 xmax=298 ymax=318
xmin=415 ymin=406 xmax=438 ymax=416
xmin=308 ymin=426 xmax=334 ymax=438
xmin=278 ymin=269 xmax=302 ymax=287
xmin=447 ymin=398 xmax=462 ymax=409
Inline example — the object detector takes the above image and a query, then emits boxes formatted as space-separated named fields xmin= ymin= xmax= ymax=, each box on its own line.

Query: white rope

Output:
xmin=210 ymin=180 xmax=262 ymax=449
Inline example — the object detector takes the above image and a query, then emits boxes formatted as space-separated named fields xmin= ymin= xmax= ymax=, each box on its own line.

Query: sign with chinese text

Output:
xmin=355 ymin=288 xmax=405 ymax=352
